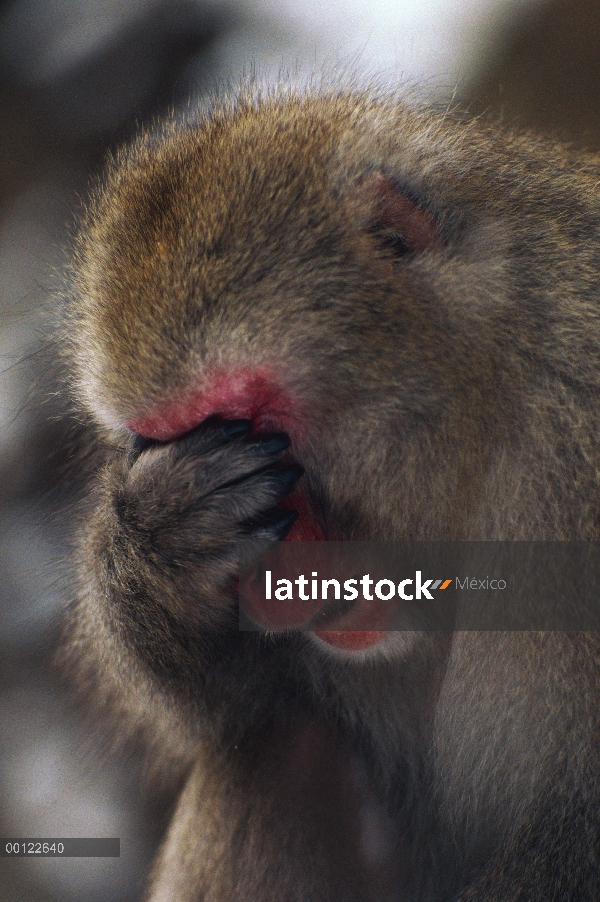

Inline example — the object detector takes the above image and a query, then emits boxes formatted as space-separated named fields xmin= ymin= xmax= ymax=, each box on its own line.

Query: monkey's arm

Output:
xmin=64 ymin=419 xmax=304 ymax=765
xmin=144 ymin=720 xmax=400 ymax=902
xmin=454 ymin=796 xmax=600 ymax=902
xmin=434 ymin=629 xmax=600 ymax=902
xmin=65 ymin=420 xmax=401 ymax=901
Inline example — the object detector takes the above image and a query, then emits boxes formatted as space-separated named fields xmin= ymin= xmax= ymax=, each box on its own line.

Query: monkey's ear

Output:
xmin=347 ymin=172 xmax=440 ymax=257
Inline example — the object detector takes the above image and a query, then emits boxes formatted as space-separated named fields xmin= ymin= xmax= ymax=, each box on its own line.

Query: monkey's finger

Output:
xmin=182 ymin=433 xmax=295 ymax=495
xmin=128 ymin=417 xmax=252 ymax=462
xmin=126 ymin=426 xmax=285 ymax=490
xmin=196 ymin=464 xmax=304 ymax=530
xmin=177 ymin=416 xmax=253 ymax=449
xmin=179 ymin=426 xmax=290 ymax=462
xmin=214 ymin=462 xmax=304 ymax=500
xmin=242 ymin=508 xmax=299 ymax=543
xmin=130 ymin=433 xmax=156 ymax=455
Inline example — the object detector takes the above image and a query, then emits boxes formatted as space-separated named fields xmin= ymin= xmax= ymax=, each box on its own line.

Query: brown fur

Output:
xmin=61 ymin=88 xmax=600 ymax=900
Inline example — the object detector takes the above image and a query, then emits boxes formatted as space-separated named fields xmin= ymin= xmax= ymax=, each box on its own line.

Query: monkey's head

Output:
xmin=70 ymin=90 xmax=572 ymax=552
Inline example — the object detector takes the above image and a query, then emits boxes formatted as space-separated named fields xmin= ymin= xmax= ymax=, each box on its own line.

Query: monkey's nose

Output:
xmin=128 ymin=366 xmax=305 ymax=442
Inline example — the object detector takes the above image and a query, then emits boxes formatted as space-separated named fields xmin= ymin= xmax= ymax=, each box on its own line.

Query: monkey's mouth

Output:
xmin=241 ymin=564 xmax=391 ymax=650
xmin=130 ymin=366 xmax=387 ymax=649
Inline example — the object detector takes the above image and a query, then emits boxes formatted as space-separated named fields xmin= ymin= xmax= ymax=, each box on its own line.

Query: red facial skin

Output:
xmin=129 ymin=367 xmax=384 ymax=650
xmin=130 ymin=368 xmax=305 ymax=443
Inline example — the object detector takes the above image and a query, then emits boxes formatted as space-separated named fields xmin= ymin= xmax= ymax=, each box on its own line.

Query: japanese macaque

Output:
xmin=61 ymin=88 xmax=600 ymax=901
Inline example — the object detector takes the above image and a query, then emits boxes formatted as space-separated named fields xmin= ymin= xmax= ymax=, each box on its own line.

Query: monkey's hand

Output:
xmin=93 ymin=418 xmax=303 ymax=629
xmin=63 ymin=419 xmax=305 ymax=764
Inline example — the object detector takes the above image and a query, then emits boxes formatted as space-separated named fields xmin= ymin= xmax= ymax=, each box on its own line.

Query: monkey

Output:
xmin=59 ymin=87 xmax=600 ymax=901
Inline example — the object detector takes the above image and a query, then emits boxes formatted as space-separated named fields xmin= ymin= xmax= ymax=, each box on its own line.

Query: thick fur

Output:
xmin=62 ymin=88 xmax=600 ymax=900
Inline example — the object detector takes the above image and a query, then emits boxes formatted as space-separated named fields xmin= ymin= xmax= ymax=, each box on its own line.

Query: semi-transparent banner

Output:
xmin=238 ymin=542 xmax=600 ymax=631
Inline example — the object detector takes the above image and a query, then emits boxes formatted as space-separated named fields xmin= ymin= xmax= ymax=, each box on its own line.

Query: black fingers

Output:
xmin=216 ymin=418 xmax=253 ymax=439
xmin=130 ymin=433 xmax=155 ymax=455
xmin=129 ymin=417 xmax=253 ymax=460
xmin=243 ymin=508 xmax=299 ymax=542
xmin=273 ymin=462 xmax=304 ymax=495
xmin=124 ymin=417 xmax=305 ymax=550
xmin=185 ymin=417 xmax=252 ymax=450
xmin=182 ymin=422 xmax=291 ymax=463
xmin=250 ymin=433 xmax=291 ymax=455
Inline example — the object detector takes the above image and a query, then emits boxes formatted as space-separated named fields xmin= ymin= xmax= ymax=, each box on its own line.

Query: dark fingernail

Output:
xmin=131 ymin=434 xmax=155 ymax=454
xmin=267 ymin=508 xmax=298 ymax=539
xmin=189 ymin=417 xmax=252 ymax=441
xmin=277 ymin=463 xmax=305 ymax=488
xmin=219 ymin=419 xmax=253 ymax=438
xmin=254 ymin=433 xmax=291 ymax=454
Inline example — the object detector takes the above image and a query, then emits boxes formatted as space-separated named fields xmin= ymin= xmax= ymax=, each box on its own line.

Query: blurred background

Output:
xmin=1 ymin=0 xmax=599 ymax=898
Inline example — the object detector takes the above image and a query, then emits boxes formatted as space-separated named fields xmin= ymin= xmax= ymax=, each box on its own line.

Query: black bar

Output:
xmin=0 ymin=839 xmax=120 ymax=857
xmin=238 ymin=541 xmax=600 ymax=631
